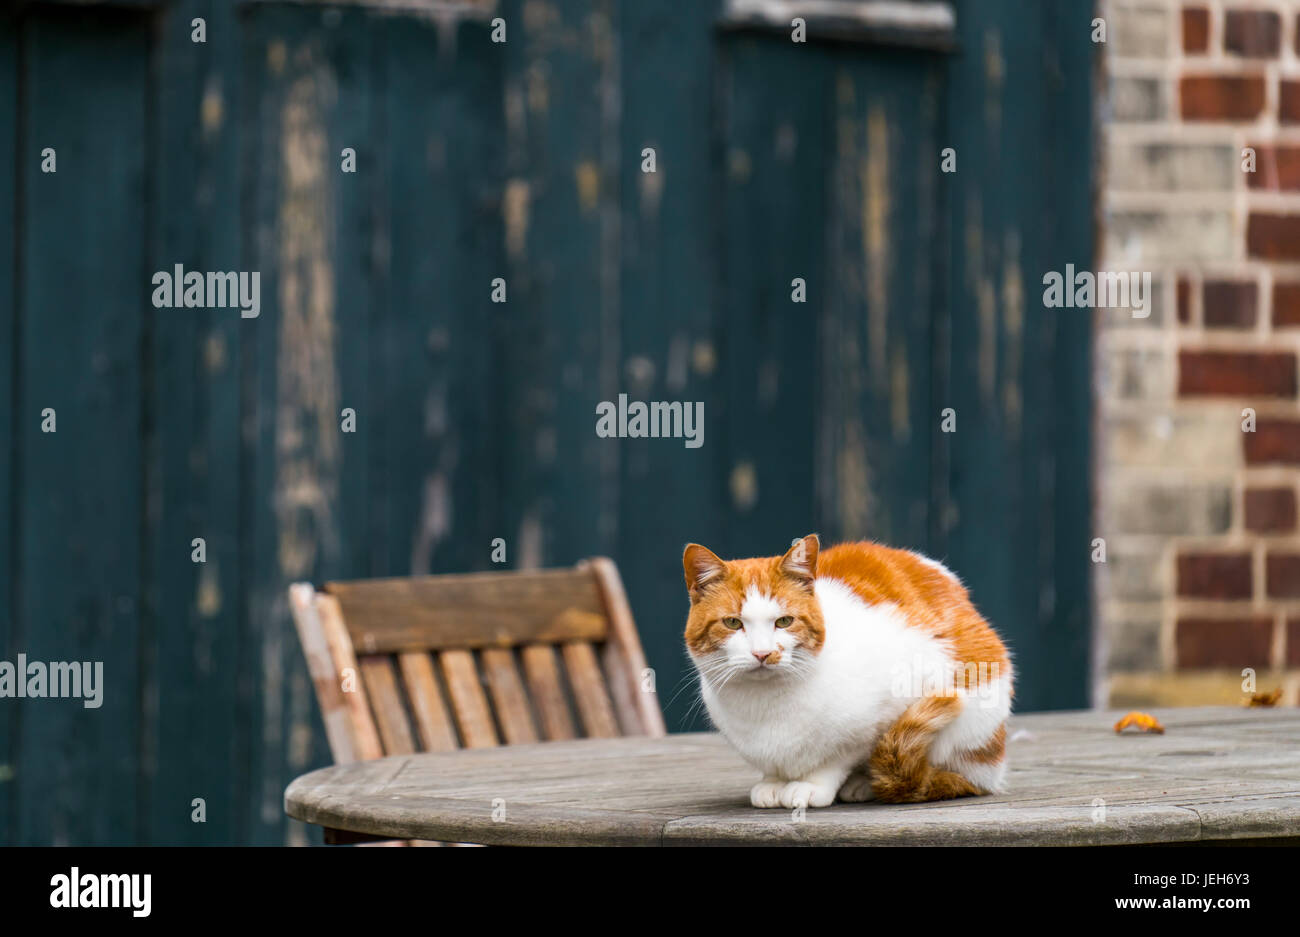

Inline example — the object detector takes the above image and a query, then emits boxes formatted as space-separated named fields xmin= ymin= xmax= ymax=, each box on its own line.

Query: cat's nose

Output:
xmin=752 ymin=651 xmax=770 ymax=665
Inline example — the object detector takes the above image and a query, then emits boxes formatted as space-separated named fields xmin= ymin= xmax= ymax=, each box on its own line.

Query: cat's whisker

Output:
xmin=663 ymin=670 xmax=706 ymax=712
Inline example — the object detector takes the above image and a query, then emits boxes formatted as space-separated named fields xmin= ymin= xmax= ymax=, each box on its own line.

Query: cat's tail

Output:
xmin=869 ymin=696 xmax=982 ymax=803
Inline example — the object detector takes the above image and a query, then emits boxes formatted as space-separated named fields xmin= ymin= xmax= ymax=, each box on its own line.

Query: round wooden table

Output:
xmin=284 ymin=707 xmax=1300 ymax=845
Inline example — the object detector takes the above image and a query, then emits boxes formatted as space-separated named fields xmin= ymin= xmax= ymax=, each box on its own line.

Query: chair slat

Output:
xmin=520 ymin=644 xmax=576 ymax=740
xmin=397 ymin=652 xmax=459 ymax=752
xmin=290 ymin=584 xmax=360 ymax=763
xmin=358 ymin=655 xmax=416 ymax=755
xmin=601 ymin=641 xmax=647 ymax=737
xmin=586 ymin=557 xmax=666 ymax=736
xmin=561 ymin=641 xmax=621 ymax=738
xmin=480 ymin=648 xmax=539 ymax=744
xmin=317 ymin=594 xmax=384 ymax=760
xmin=324 ymin=569 xmax=608 ymax=654
xmin=439 ymin=650 xmax=499 ymax=748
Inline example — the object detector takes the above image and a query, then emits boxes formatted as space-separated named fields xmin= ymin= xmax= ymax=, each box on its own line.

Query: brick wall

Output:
xmin=1099 ymin=0 xmax=1300 ymax=707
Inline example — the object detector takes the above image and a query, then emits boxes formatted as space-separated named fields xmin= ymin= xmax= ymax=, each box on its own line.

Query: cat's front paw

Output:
xmin=778 ymin=779 xmax=837 ymax=809
xmin=750 ymin=778 xmax=787 ymax=808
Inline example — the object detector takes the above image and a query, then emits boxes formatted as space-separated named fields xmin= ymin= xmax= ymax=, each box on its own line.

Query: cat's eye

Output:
xmin=723 ymin=617 xmax=743 ymax=630
xmin=775 ymin=616 xmax=794 ymax=628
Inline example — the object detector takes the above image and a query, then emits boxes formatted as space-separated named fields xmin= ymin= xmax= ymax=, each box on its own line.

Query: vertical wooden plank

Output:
xmin=290 ymin=585 xmax=362 ymax=763
xmin=587 ymin=557 xmax=664 ymax=735
xmin=239 ymin=2 xmax=381 ymax=844
xmin=438 ymin=650 xmax=498 ymax=748
xmin=316 ymin=593 xmax=383 ymax=761
xmin=329 ymin=7 xmax=379 ymax=606
xmin=396 ymin=651 xmax=458 ymax=752
xmin=715 ymin=35 xmax=824 ymax=556
xmin=1044 ymin=0 xmax=1096 ymax=708
xmin=0 ymin=7 xmax=18 ymax=845
xmin=600 ymin=641 xmax=643 ymax=736
xmin=15 ymin=7 xmax=148 ymax=845
xmin=617 ymin=0 xmax=722 ymax=733
xmin=499 ymin=0 xmax=618 ymax=571
xmin=239 ymin=1 xmax=285 ymax=849
xmin=560 ymin=641 xmax=620 ymax=738
xmin=819 ymin=49 xmax=940 ymax=551
xmin=376 ymin=15 xmax=503 ymax=579
xmin=940 ymin=0 xmax=1092 ymax=710
xmin=300 ymin=7 xmax=381 ymax=847
xmin=357 ymin=656 xmax=415 ymax=754
xmin=520 ymin=644 xmax=576 ymax=741
xmin=480 ymin=648 xmax=539 ymax=744
xmin=143 ymin=0 xmax=246 ymax=847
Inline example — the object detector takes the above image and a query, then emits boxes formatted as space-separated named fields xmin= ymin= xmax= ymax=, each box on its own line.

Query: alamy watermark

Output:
xmin=152 ymin=264 xmax=260 ymax=318
xmin=890 ymin=657 xmax=1005 ymax=709
xmin=596 ymin=394 xmax=703 ymax=449
xmin=0 ymin=653 xmax=103 ymax=709
xmin=1042 ymin=264 xmax=1152 ymax=318
xmin=50 ymin=868 xmax=150 ymax=917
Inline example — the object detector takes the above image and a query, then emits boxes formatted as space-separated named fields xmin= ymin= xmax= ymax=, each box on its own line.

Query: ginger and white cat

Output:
xmin=683 ymin=534 xmax=1012 ymax=809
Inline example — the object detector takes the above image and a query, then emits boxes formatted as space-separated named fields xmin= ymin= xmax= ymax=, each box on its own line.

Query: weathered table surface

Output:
xmin=284 ymin=706 xmax=1300 ymax=845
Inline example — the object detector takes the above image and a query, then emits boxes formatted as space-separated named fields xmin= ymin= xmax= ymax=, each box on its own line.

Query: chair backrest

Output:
xmin=289 ymin=557 xmax=665 ymax=765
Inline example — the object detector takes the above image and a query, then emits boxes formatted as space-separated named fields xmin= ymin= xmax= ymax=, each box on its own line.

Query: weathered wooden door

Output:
xmin=0 ymin=0 xmax=1092 ymax=845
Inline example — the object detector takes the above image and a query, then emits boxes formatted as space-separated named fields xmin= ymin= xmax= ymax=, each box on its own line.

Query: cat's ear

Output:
xmin=683 ymin=543 xmax=727 ymax=598
xmin=780 ymin=534 xmax=819 ymax=586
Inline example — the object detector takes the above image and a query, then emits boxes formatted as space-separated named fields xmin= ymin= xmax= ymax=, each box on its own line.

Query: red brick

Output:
xmin=1224 ymin=10 xmax=1281 ymax=57
xmin=1275 ymin=282 xmax=1300 ymax=327
xmin=1245 ymin=487 xmax=1298 ymax=532
xmin=1177 ymin=552 xmax=1253 ymax=598
xmin=1266 ymin=553 xmax=1300 ymax=597
xmin=1288 ymin=619 xmax=1300 ymax=668
xmin=1281 ymin=81 xmax=1300 ymax=123
xmin=1181 ymin=75 xmax=1266 ymax=121
xmin=1245 ymin=420 xmax=1300 ymax=464
xmin=1183 ymin=7 xmax=1210 ymax=53
xmin=1176 ymin=617 xmax=1273 ymax=668
xmin=1177 ymin=277 xmax=1192 ymax=324
xmin=1178 ymin=350 xmax=1297 ymax=397
xmin=1248 ymin=213 xmax=1300 ymax=259
xmin=1201 ymin=280 xmax=1257 ymax=328
xmin=1246 ymin=144 xmax=1300 ymax=190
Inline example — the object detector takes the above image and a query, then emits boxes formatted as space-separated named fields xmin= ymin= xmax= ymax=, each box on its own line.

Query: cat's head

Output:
xmin=682 ymin=534 xmax=826 ymax=681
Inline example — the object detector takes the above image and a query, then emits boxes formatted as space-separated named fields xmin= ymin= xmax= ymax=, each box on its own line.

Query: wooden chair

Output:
xmin=289 ymin=557 xmax=665 ymax=844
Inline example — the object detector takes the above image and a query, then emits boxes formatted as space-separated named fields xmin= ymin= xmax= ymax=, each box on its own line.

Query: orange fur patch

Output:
xmin=869 ymin=695 xmax=982 ymax=803
xmin=966 ymin=724 xmax=1007 ymax=765
xmin=815 ymin=541 xmax=1010 ymax=684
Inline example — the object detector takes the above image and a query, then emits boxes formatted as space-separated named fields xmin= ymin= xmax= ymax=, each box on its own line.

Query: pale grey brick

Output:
xmin=1104 ymin=210 xmax=1234 ymax=264
xmin=1098 ymin=345 xmax=1173 ymax=401
xmin=1111 ymin=76 xmax=1165 ymax=122
xmin=1106 ymin=614 xmax=1163 ymax=671
xmin=1103 ymin=412 xmax=1241 ymax=470
xmin=1101 ymin=480 xmax=1233 ymax=535
xmin=1108 ymin=143 xmax=1236 ymax=191
xmin=1108 ymin=5 xmax=1171 ymax=59
xmin=1102 ymin=275 xmax=1163 ymax=327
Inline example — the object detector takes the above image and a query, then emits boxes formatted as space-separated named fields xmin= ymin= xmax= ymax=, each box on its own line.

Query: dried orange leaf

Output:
xmin=1246 ymin=689 xmax=1283 ymax=708
xmin=1114 ymin=711 xmax=1165 ymax=734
